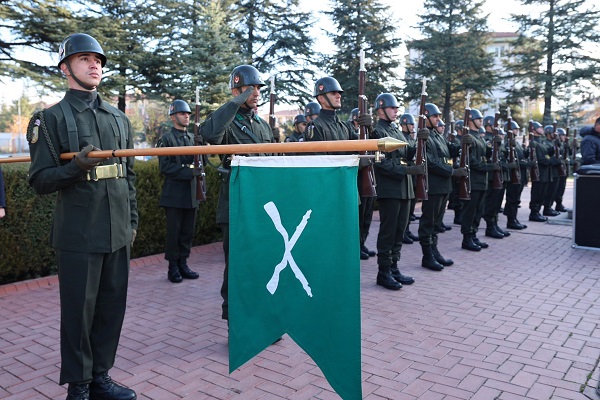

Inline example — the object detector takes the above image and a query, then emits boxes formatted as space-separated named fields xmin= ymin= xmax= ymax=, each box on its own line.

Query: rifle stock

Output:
xmin=358 ymin=49 xmax=377 ymax=197
xmin=528 ymin=120 xmax=540 ymax=182
xmin=415 ymin=77 xmax=428 ymax=201
xmin=194 ymin=87 xmax=207 ymax=202
xmin=491 ymin=111 xmax=503 ymax=189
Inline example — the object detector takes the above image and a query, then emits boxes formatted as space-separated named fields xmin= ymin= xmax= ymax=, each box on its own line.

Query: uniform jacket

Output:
xmin=157 ymin=127 xmax=198 ymax=209
xmin=467 ymin=130 xmax=495 ymax=191
xmin=201 ymin=102 xmax=273 ymax=224
xmin=371 ymin=120 xmax=416 ymax=200
xmin=425 ymin=129 xmax=459 ymax=195
xmin=580 ymin=127 xmax=600 ymax=165
xmin=305 ymin=109 xmax=358 ymax=153
xmin=28 ymin=90 xmax=138 ymax=253
xmin=532 ymin=136 xmax=553 ymax=182
xmin=286 ymin=131 xmax=304 ymax=142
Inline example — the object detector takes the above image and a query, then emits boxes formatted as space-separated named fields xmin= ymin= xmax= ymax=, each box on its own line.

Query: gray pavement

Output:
xmin=1 ymin=181 xmax=599 ymax=399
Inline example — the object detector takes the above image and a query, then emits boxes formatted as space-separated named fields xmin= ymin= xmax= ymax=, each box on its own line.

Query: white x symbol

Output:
xmin=264 ymin=201 xmax=313 ymax=297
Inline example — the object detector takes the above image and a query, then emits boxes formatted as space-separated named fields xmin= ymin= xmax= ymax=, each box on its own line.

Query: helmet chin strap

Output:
xmin=323 ymin=93 xmax=340 ymax=110
xmin=383 ymin=109 xmax=393 ymax=122
xmin=65 ymin=61 xmax=97 ymax=91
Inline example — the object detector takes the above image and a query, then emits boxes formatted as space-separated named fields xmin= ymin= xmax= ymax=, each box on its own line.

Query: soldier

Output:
xmin=503 ymin=120 xmax=529 ymax=229
xmin=528 ymin=121 xmax=550 ymax=222
xmin=27 ymin=33 xmax=138 ymax=400
xmin=349 ymin=107 xmax=360 ymax=129
xmin=460 ymin=108 xmax=500 ymax=251
xmin=286 ymin=114 xmax=307 ymax=142
xmin=434 ymin=119 xmax=452 ymax=233
xmin=418 ymin=103 xmax=467 ymax=270
xmin=541 ymin=125 xmax=562 ymax=217
xmin=447 ymin=119 xmax=465 ymax=225
xmin=304 ymin=101 xmax=321 ymax=123
xmin=157 ymin=100 xmax=201 ymax=283
xmin=371 ymin=94 xmax=424 ymax=290
xmin=399 ymin=113 xmax=420 ymax=243
xmin=552 ymin=128 xmax=568 ymax=212
xmin=201 ymin=65 xmax=274 ymax=322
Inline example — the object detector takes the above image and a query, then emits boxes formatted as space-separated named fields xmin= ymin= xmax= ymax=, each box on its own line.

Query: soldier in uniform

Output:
xmin=371 ymin=94 xmax=424 ymax=290
xmin=286 ymin=114 xmax=307 ymax=143
xmin=528 ymin=121 xmax=549 ymax=222
xmin=418 ymin=103 xmax=467 ymax=270
xmin=434 ymin=119 xmax=452 ymax=233
xmin=201 ymin=65 xmax=274 ymax=322
xmin=447 ymin=119 xmax=465 ymax=225
xmin=542 ymin=125 xmax=562 ymax=217
xmin=460 ymin=108 xmax=500 ymax=251
xmin=27 ymin=33 xmax=137 ymax=400
xmin=399 ymin=113 xmax=420 ymax=243
xmin=304 ymin=101 xmax=321 ymax=123
xmin=157 ymin=100 xmax=201 ymax=283
xmin=503 ymin=120 xmax=529 ymax=229
xmin=552 ymin=128 xmax=568 ymax=212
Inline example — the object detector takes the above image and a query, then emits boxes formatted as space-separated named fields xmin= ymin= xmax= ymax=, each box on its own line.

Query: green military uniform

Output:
xmin=28 ymin=89 xmax=138 ymax=385
xmin=305 ymin=109 xmax=357 ymax=146
xmin=529 ymin=135 xmax=553 ymax=219
xmin=201 ymin=100 xmax=273 ymax=320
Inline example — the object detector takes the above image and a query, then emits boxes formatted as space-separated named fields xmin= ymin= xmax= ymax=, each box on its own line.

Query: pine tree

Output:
xmin=405 ymin=0 xmax=497 ymax=124
xmin=325 ymin=0 xmax=402 ymax=114
xmin=505 ymin=0 xmax=600 ymax=125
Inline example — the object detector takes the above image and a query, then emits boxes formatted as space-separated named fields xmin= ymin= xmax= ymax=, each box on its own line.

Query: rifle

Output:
xmin=415 ymin=77 xmax=429 ymax=200
xmin=564 ymin=126 xmax=570 ymax=176
xmin=194 ymin=86 xmax=207 ymax=202
xmin=506 ymin=107 xmax=520 ymax=184
xmin=448 ymin=111 xmax=457 ymax=165
xmin=458 ymin=92 xmax=472 ymax=200
xmin=269 ymin=76 xmax=276 ymax=130
xmin=357 ymin=49 xmax=377 ymax=197
xmin=553 ymin=119 xmax=567 ymax=177
xmin=491 ymin=105 xmax=503 ymax=189
xmin=528 ymin=120 xmax=540 ymax=182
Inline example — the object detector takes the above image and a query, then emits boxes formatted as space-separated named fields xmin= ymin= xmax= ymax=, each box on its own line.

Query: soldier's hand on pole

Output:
xmin=74 ymin=144 xmax=105 ymax=171
xmin=357 ymin=114 xmax=372 ymax=128
xmin=461 ymin=134 xmax=473 ymax=145
xmin=406 ymin=164 xmax=426 ymax=175
xmin=417 ymin=128 xmax=430 ymax=140
xmin=493 ymin=135 xmax=503 ymax=144
xmin=232 ymin=87 xmax=254 ymax=106
xmin=452 ymin=167 xmax=469 ymax=177
xmin=193 ymin=167 xmax=205 ymax=177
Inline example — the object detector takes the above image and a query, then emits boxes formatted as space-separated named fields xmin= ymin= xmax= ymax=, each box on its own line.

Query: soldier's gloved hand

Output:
xmin=417 ymin=129 xmax=430 ymax=140
xmin=232 ymin=87 xmax=254 ymax=106
xmin=509 ymin=138 xmax=517 ymax=146
xmin=554 ymin=138 xmax=561 ymax=146
xmin=359 ymin=157 xmax=372 ymax=169
xmin=461 ymin=134 xmax=473 ymax=145
xmin=356 ymin=114 xmax=373 ymax=127
xmin=507 ymin=161 xmax=519 ymax=169
xmin=452 ymin=167 xmax=468 ymax=177
xmin=406 ymin=164 xmax=426 ymax=175
xmin=492 ymin=162 xmax=502 ymax=171
xmin=493 ymin=136 xmax=503 ymax=144
xmin=193 ymin=167 xmax=205 ymax=177
xmin=131 ymin=229 xmax=137 ymax=246
xmin=75 ymin=144 xmax=104 ymax=171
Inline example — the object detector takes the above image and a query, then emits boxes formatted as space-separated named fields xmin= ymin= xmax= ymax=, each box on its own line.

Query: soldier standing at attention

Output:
xmin=399 ymin=113 xmax=420 ymax=244
xmin=304 ymin=101 xmax=321 ymax=123
xmin=541 ymin=125 xmax=562 ymax=217
xmin=371 ymin=93 xmax=424 ymax=290
xmin=286 ymin=114 xmax=307 ymax=143
xmin=201 ymin=65 xmax=274 ymax=322
xmin=503 ymin=120 xmax=529 ymax=230
xmin=528 ymin=121 xmax=550 ymax=222
xmin=27 ymin=33 xmax=137 ymax=400
xmin=157 ymin=100 xmax=202 ymax=283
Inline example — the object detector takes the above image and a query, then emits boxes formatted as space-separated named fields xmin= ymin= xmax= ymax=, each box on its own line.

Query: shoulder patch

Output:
xmin=26 ymin=111 xmax=45 ymax=144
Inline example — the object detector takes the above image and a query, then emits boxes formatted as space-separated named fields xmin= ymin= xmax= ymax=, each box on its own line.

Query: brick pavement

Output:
xmin=1 ymin=181 xmax=600 ymax=400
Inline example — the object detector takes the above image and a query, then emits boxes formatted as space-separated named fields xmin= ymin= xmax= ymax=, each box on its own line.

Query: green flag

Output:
xmin=229 ymin=155 xmax=362 ymax=400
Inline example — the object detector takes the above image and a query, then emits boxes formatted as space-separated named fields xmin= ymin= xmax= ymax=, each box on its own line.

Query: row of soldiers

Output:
xmin=280 ymin=79 xmax=573 ymax=291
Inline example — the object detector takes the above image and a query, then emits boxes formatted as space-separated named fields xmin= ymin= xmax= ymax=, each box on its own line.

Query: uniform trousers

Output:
xmin=461 ymin=189 xmax=486 ymax=234
xmin=529 ymin=181 xmax=547 ymax=213
xmin=554 ymin=175 xmax=567 ymax=205
xmin=504 ymin=181 xmax=522 ymax=220
xmin=56 ymin=246 xmax=130 ymax=385
xmin=164 ymin=207 xmax=197 ymax=261
xmin=418 ymin=193 xmax=448 ymax=245
xmin=544 ymin=177 xmax=559 ymax=208
xmin=376 ymin=198 xmax=410 ymax=266
xmin=359 ymin=196 xmax=375 ymax=248
xmin=483 ymin=186 xmax=503 ymax=224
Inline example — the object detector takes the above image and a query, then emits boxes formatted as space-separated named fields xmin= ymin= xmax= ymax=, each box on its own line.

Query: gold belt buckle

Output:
xmin=87 ymin=164 xmax=119 ymax=181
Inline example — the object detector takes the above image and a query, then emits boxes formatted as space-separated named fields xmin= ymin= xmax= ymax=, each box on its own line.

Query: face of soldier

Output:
xmin=319 ymin=91 xmax=342 ymax=110
xmin=296 ymin=122 xmax=307 ymax=133
xmin=171 ymin=112 xmax=191 ymax=130
xmin=401 ymin=124 xmax=415 ymax=135
xmin=470 ymin=118 xmax=482 ymax=131
xmin=235 ymin=84 xmax=262 ymax=109
xmin=61 ymin=52 xmax=103 ymax=90
xmin=382 ymin=107 xmax=399 ymax=122
xmin=305 ymin=114 xmax=317 ymax=122
xmin=426 ymin=114 xmax=440 ymax=128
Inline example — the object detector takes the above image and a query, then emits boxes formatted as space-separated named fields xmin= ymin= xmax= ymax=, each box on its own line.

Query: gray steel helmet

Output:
xmin=483 ymin=116 xmax=495 ymax=127
xmin=424 ymin=103 xmax=441 ymax=116
xmin=544 ymin=125 xmax=555 ymax=135
xmin=556 ymin=128 xmax=566 ymax=135
xmin=349 ymin=108 xmax=359 ymax=122
xmin=229 ymin=65 xmax=265 ymax=89
xmin=293 ymin=114 xmax=307 ymax=125
xmin=497 ymin=128 xmax=505 ymax=135
xmin=375 ymin=93 xmax=399 ymax=110
xmin=399 ymin=113 xmax=416 ymax=125
xmin=504 ymin=120 xmax=520 ymax=130
xmin=314 ymin=76 xmax=343 ymax=97
xmin=304 ymin=102 xmax=321 ymax=116
xmin=169 ymin=100 xmax=191 ymax=115
xmin=438 ymin=120 xmax=446 ymax=127
xmin=531 ymin=121 xmax=543 ymax=130
xmin=455 ymin=120 xmax=464 ymax=130
xmin=478 ymin=126 xmax=485 ymax=134
xmin=58 ymin=33 xmax=106 ymax=68
xmin=469 ymin=108 xmax=483 ymax=121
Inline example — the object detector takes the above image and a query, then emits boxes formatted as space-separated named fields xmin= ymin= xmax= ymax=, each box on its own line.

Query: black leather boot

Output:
xmin=431 ymin=243 xmax=453 ymax=266
xmin=494 ymin=221 xmax=510 ymax=237
xmin=485 ymin=220 xmax=504 ymax=239
xmin=507 ymin=218 xmax=525 ymax=230
xmin=89 ymin=373 xmax=136 ymax=400
xmin=167 ymin=261 xmax=182 ymax=283
xmin=472 ymin=235 xmax=489 ymax=249
xmin=515 ymin=218 xmax=527 ymax=229
xmin=421 ymin=244 xmax=444 ymax=271
xmin=543 ymin=207 xmax=560 ymax=216
xmin=402 ymin=232 xmax=414 ymax=244
xmin=67 ymin=383 xmax=89 ymax=400
xmin=406 ymin=230 xmax=419 ymax=242
xmin=529 ymin=212 xmax=547 ymax=222
xmin=453 ymin=209 xmax=462 ymax=225
xmin=390 ymin=262 xmax=415 ymax=285
xmin=178 ymin=259 xmax=199 ymax=279
xmin=555 ymin=203 xmax=568 ymax=212
xmin=377 ymin=264 xmax=402 ymax=290
xmin=361 ymin=245 xmax=376 ymax=257
xmin=461 ymin=233 xmax=481 ymax=252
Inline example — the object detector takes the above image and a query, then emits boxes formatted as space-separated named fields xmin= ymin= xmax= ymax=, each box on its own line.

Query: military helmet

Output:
xmin=399 ymin=113 xmax=416 ymax=125
xmin=424 ymin=103 xmax=442 ymax=116
xmin=469 ymin=108 xmax=483 ymax=121
xmin=478 ymin=126 xmax=485 ymax=134
xmin=375 ymin=93 xmax=399 ymax=110
xmin=229 ymin=65 xmax=265 ymax=89
xmin=556 ymin=128 xmax=566 ymax=135
xmin=314 ymin=76 xmax=343 ymax=97
xmin=483 ymin=116 xmax=495 ymax=127
xmin=455 ymin=120 xmax=464 ymax=130
xmin=293 ymin=114 xmax=307 ymax=125
xmin=497 ymin=128 xmax=505 ymax=135
xmin=438 ymin=120 xmax=446 ymax=127
xmin=304 ymin=101 xmax=321 ymax=116
xmin=544 ymin=125 xmax=555 ymax=135
xmin=169 ymin=100 xmax=191 ymax=115
xmin=531 ymin=121 xmax=543 ymax=130
xmin=58 ymin=33 xmax=106 ymax=68
xmin=504 ymin=120 xmax=520 ymax=130
xmin=348 ymin=108 xmax=359 ymax=122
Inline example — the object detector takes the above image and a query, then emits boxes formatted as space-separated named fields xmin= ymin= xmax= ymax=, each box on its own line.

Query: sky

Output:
xmin=0 ymin=0 xmax=531 ymax=107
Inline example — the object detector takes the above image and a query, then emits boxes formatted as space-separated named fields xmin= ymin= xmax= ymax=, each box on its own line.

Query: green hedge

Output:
xmin=0 ymin=159 xmax=222 ymax=285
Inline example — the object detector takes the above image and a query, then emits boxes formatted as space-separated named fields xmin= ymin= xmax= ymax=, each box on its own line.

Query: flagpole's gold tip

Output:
xmin=377 ymin=137 xmax=407 ymax=151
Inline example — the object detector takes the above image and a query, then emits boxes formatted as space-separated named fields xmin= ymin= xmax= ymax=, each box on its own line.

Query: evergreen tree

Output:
xmin=405 ymin=0 xmax=496 ymax=124
xmin=325 ymin=0 xmax=402 ymax=114
xmin=505 ymin=0 xmax=600 ymax=125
